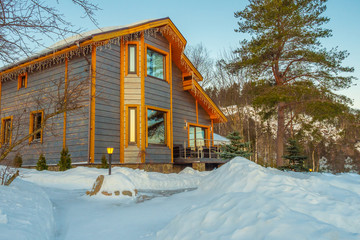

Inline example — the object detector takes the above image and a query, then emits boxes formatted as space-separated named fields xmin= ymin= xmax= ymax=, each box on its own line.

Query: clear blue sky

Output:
xmin=55 ymin=0 xmax=360 ymax=109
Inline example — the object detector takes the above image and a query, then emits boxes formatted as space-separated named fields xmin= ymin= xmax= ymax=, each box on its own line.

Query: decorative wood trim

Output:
xmin=169 ymin=43 xmax=174 ymax=163
xmin=196 ymin=100 xmax=198 ymax=124
xmin=144 ymin=43 xmax=169 ymax=83
xmin=141 ymin=32 xmax=146 ymax=163
xmin=89 ymin=45 xmax=96 ymax=163
xmin=120 ymin=38 xmax=125 ymax=163
xmin=125 ymin=41 xmax=139 ymax=76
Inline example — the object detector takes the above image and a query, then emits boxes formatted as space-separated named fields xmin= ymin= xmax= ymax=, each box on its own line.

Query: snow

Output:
xmin=213 ymin=133 xmax=230 ymax=145
xmin=1 ymin=158 xmax=360 ymax=239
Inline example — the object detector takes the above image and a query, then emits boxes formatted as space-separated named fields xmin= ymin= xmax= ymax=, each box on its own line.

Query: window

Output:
xmin=18 ymin=73 xmax=27 ymax=90
xmin=128 ymin=44 xmax=137 ymax=74
xmin=147 ymin=48 xmax=166 ymax=80
xmin=128 ymin=107 xmax=137 ymax=144
xmin=1 ymin=117 xmax=12 ymax=145
xmin=189 ymin=125 xmax=209 ymax=148
xmin=29 ymin=110 xmax=44 ymax=143
xmin=147 ymin=109 xmax=166 ymax=145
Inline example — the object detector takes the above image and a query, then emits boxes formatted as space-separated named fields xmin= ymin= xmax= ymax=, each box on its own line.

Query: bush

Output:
xmin=100 ymin=154 xmax=108 ymax=168
xmin=36 ymin=153 xmax=48 ymax=171
xmin=58 ymin=147 xmax=71 ymax=171
xmin=13 ymin=153 xmax=23 ymax=168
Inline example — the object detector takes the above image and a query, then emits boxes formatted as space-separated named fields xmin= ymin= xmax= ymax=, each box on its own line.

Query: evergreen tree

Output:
xmin=220 ymin=131 xmax=251 ymax=160
xmin=36 ymin=153 xmax=48 ymax=171
xmin=281 ymin=138 xmax=308 ymax=171
xmin=229 ymin=0 xmax=356 ymax=167
xmin=344 ymin=157 xmax=357 ymax=173
xmin=319 ymin=157 xmax=331 ymax=173
xmin=100 ymin=154 xmax=108 ymax=169
xmin=58 ymin=147 xmax=71 ymax=171
xmin=13 ymin=152 xmax=22 ymax=168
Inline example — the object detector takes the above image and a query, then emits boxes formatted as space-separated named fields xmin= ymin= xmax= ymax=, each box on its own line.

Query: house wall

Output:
xmin=0 ymin=55 xmax=91 ymax=165
xmin=94 ymin=44 xmax=121 ymax=163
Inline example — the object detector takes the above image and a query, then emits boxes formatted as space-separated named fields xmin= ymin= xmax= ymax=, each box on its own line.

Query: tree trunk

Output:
xmin=276 ymin=102 xmax=286 ymax=166
xmin=312 ymin=149 xmax=316 ymax=172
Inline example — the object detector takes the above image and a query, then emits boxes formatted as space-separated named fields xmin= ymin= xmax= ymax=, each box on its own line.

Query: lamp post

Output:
xmin=107 ymin=147 xmax=114 ymax=175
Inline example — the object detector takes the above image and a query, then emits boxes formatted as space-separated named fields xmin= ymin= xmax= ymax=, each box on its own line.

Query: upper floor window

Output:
xmin=128 ymin=44 xmax=137 ymax=74
xmin=147 ymin=48 xmax=165 ymax=80
xmin=18 ymin=73 xmax=27 ymax=90
xmin=1 ymin=117 xmax=12 ymax=145
xmin=29 ymin=110 xmax=44 ymax=143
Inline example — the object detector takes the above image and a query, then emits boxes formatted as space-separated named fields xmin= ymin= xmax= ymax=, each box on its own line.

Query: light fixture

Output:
xmin=107 ymin=147 xmax=114 ymax=175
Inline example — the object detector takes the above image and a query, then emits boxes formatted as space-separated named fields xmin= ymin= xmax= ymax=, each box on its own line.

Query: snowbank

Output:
xmin=0 ymin=179 xmax=55 ymax=240
xmin=157 ymin=158 xmax=360 ymax=239
xmin=21 ymin=166 xmax=208 ymax=191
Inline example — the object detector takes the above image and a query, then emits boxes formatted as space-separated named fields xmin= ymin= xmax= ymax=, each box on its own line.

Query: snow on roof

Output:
xmin=0 ymin=18 xmax=166 ymax=72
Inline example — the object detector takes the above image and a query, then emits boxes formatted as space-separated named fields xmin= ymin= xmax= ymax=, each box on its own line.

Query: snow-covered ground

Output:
xmin=1 ymin=158 xmax=360 ymax=239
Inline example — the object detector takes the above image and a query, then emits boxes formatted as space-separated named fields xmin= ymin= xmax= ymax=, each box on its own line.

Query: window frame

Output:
xmin=145 ymin=44 xmax=169 ymax=83
xmin=125 ymin=41 xmax=139 ymax=76
xmin=17 ymin=72 xmax=28 ymax=90
xmin=187 ymin=123 xmax=210 ymax=148
xmin=29 ymin=110 xmax=44 ymax=143
xmin=145 ymin=106 xmax=170 ymax=147
xmin=125 ymin=105 xmax=140 ymax=148
xmin=1 ymin=116 xmax=13 ymax=145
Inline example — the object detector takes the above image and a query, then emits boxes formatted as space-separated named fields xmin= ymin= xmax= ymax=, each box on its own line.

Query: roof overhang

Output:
xmin=183 ymin=79 xmax=227 ymax=123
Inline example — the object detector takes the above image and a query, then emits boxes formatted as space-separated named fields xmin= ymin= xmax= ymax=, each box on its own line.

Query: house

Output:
xmin=0 ymin=18 xmax=227 ymax=168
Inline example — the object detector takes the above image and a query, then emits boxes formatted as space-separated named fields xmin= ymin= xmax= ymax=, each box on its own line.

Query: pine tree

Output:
xmin=319 ymin=157 xmax=331 ymax=173
xmin=100 ymin=154 xmax=108 ymax=169
xmin=58 ymin=147 xmax=71 ymax=171
xmin=13 ymin=152 xmax=22 ymax=168
xmin=36 ymin=153 xmax=48 ymax=171
xmin=220 ymin=131 xmax=251 ymax=160
xmin=282 ymin=138 xmax=308 ymax=171
xmin=344 ymin=157 xmax=357 ymax=173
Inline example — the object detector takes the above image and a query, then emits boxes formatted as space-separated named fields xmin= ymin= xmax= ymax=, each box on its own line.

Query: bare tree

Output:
xmin=0 ymin=0 xmax=99 ymax=65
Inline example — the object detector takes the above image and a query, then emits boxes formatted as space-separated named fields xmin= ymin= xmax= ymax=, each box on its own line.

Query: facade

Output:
xmin=0 ymin=18 xmax=227 ymax=166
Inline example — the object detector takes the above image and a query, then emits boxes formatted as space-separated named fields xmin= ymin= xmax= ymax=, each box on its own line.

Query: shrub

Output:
xmin=100 ymin=154 xmax=108 ymax=168
xmin=13 ymin=153 xmax=23 ymax=168
xmin=36 ymin=153 xmax=48 ymax=171
xmin=58 ymin=147 xmax=71 ymax=171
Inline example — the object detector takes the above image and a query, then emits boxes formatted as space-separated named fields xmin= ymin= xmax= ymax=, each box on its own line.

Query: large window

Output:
xmin=128 ymin=44 xmax=137 ymax=74
xmin=1 ymin=117 xmax=12 ymax=144
xmin=147 ymin=48 xmax=165 ymax=80
xmin=147 ymin=109 xmax=166 ymax=145
xmin=189 ymin=125 xmax=208 ymax=148
xmin=30 ymin=110 xmax=44 ymax=143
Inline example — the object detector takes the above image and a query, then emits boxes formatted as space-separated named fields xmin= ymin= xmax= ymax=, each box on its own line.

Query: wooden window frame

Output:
xmin=145 ymin=105 xmax=170 ymax=148
xmin=17 ymin=72 xmax=28 ymax=90
xmin=125 ymin=105 xmax=140 ymax=148
xmin=187 ymin=123 xmax=210 ymax=148
xmin=145 ymin=44 xmax=169 ymax=83
xmin=125 ymin=41 xmax=139 ymax=76
xmin=29 ymin=110 xmax=44 ymax=144
xmin=1 ymin=116 xmax=13 ymax=145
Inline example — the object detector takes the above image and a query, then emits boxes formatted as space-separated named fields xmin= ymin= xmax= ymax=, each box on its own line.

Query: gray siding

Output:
xmin=94 ymin=44 xmax=121 ymax=163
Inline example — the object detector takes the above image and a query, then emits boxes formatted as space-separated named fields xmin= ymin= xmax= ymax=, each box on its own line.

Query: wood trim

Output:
xmin=211 ymin=119 xmax=214 ymax=147
xmin=144 ymin=43 xmax=169 ymax=83
xmin=145 ymin=105 xmax=170 ymax=148
xmin=29 ymin=110 xmax=44 ymax=144
xmin=63 ymin=58 xmax=68 ymax=149
xmin=196 ymin=100 xmax=198 ymax=124
xmin=169 ymin=43 xmax=173 ymax=163
xmin=89 ymin=45 xmax=96 ymax=163
xmin=120 ymin=38 xmax=125 ymax=163
xmin=125 ymin=41 xmax=139 ymax=76
xmin=17 ymin=72 xmax=28 ymax=90
xmin=1 ymin=116 xmax=13 ymax=145
xmin=125 ymin=104 xmax=140 ymax=148
xmin=141 ymin=32 xmax=146 ymax=163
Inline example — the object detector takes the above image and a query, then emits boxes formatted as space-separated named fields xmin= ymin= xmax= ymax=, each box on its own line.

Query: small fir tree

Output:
xmin=36 ymin=153 xmax=48 ymax=171
xmin=58 ymin=147 xmax=71 ymax=171
xmin=220 ymin=131 xmax=251 ymax=160
xmin=13 ymin=153 xmax=23 ymax=168
xmin=319 ymin=157 xmax=331 ymax=173
xmin=344 ymin=157 xmax=357 ymax=173
xmin=281 ymin=138 xmax=308 ymax=171
xmin=100 ymin=154 xmax=108 ymax=169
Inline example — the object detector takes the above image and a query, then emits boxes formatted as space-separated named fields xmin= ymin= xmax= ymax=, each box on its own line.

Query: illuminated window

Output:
xmin=30 ymin=110 xmax=44 ymax=143
xmin=18 ymin=73 xmax=27 ymax=90
xmin=128 ymin=107 xmax=137 ymax=144
xmin=147 ymin=109 xmax=166 ymax=145
xmin=147 ymin=49 xmax=165 ymax=80
xmin=128 ymin=44 xmax=137 ymax=74
xmin=1 ymin=117 xmax=12 ymax=144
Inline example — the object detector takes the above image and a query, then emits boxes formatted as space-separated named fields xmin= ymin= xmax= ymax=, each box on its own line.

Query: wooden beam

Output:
xmin=120 ymin=38 xmax=125 ymax=163
xmin=141 ymin=32 xmax=146 ymax=163
xmin=90 ymin=45 xmax=96 ymax=163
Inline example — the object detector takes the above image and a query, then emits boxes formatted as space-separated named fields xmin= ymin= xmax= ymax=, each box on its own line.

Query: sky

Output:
xmin=43 ymin=0 xmax=360 ymax=110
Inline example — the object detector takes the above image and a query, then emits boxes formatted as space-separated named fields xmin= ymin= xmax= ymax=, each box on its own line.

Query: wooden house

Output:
xmin=0 ymin=18 xmax=227 ymax=167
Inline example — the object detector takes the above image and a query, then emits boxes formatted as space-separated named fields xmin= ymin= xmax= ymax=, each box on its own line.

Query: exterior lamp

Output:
xmin=107 ymin=147 xmax=114 ymax=175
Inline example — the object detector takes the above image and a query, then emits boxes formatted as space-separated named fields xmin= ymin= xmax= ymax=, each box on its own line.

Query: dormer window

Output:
xmin=18 ymin=73 xmax=27 ymax=90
